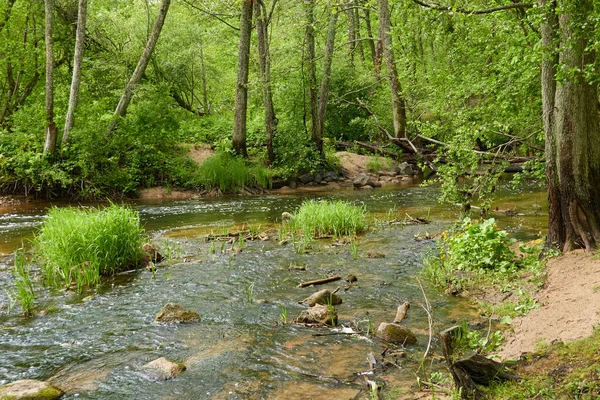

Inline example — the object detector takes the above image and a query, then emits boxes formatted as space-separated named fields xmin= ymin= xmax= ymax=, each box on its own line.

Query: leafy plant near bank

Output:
xmin=291 ymin=200 xmax=367 ymax=240
xmin=423 ymin=218 xmax=545 ymax=318
xmin=35 ymin=204 xmax=145 ymax=291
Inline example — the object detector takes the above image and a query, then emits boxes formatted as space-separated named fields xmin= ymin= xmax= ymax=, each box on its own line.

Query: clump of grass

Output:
xmin=35 ymin=204 xmax=145 ymax=291
xmin=196 ymin=152 xmax=273 ymax=192
xmin=13 ymin=249 xmax=35 ymax=315
xmin=292 ymin=200 xmax=366 ymax=240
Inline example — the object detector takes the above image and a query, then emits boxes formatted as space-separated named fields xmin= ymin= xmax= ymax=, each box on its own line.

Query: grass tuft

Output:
xmin=196 ymin=152 xmax=273 ymax=192
xmin=291 ymin=200 xmax=366 ymax=240
xmin=35 ymin=204 xmax=145 ymax=291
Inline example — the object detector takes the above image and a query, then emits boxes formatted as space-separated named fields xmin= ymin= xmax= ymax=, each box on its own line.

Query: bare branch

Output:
xmin=411 ymin=0 xmax=533 ymax=15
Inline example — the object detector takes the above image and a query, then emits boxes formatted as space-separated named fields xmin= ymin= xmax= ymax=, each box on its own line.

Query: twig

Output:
xmin=416 ymin=276 xmax=434 ymax=360
xmin=298 ymin=275 xmax=342 ymax=288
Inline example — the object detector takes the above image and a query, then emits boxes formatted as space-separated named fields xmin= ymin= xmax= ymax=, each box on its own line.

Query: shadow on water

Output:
xmin=0 ymin=181 xmax=547 ymax=398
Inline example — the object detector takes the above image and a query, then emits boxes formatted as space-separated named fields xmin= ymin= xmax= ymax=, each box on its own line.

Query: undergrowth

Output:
xmin=196 ymin=152 xmax=273 ymax=192
xmin=35 ymin=204 xmax=145 ymax=291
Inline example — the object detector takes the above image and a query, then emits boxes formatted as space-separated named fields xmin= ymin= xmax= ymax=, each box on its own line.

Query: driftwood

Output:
xmin=297 ymin=275 xmax=342 ymax=288
xmin=440 ymin=326 xmax=520 ymax=399
xmin=393 ymin=302 xmax=410 ymax=323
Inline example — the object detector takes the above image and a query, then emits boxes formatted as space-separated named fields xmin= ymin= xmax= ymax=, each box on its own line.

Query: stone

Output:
xmin=298 ymin=173 xmax=314 ymax=184
xmin=397 ymin=162 xmax=415 ymax=176
xmin=301 ymin=289 xmax=343 ymax=307
xmin=376 ymin=322 xmax=417 ymax=345
xmin=324 ymin=171 xmax=338 ymax=182
xmin=360 ymin=185 xmax=374 ymax=191
xmin=155 ymin=303 xmax=200 ymax=323
xmin=353 ymin=173 xmax=373 ymax=188
xmin=143 ymin=243 xmax=163 ymax=263
xmin=281 ymin=212 xmax=293 ymax=220
xmin=289 ymin=181 xmax=297 ymax=189
xmin=378 ymin=170 xmax=397 ymax=177
xmin=345 ymin=274 xmax=358 ymax=283
xmin=295 ymin=304 xmax=337 ymax=326
xmin=367 ymin=251 xmax=385 ymax=259
xmin=0 ymin=379 xmax=62 ymax=400
xmin=143 ymin=357 xmax=186 ymax=381
xmin=313 ymin=173 xmax=322 ymax=184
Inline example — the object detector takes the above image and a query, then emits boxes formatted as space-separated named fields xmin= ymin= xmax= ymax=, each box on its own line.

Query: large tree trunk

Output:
xmin=543 ymin=0 xmax=600 ymax=252
xmin=378 ymin=0 xmax=406 ymax=139
xmin=199 ymin=40 xmax=209 ymax=115
xmin=232 ymin=0 xmax=253 ymax=158
xmin=315 ymin=9 xmax=338 ymax=154
xmin=363 ymin=4 xmax=377 ymax=69
xmin=254 ymin=0 xmax=276 ymax=165
xmin=106 ymin=0 xmax=171 ymax=135
xmin=62 ymin=0 xmax=87 ymax=144
xmin=346 ymin=0 xmax=355 ymax=66
xmin=304 ymin=0 xmax=319 ymax=151
xmin=43 ymin=0 xmax=57 ymax=155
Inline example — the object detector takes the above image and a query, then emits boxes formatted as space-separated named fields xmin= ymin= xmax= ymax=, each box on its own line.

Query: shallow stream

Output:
xmin=0 ymin=183 xmax=546 ymax=399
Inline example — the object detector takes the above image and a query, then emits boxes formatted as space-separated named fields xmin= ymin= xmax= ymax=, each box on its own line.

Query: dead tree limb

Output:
xmin=298 ymin=276 xmax=342 ymax=288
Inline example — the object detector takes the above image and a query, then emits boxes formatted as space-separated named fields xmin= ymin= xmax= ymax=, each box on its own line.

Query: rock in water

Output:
xmin=376 ymin=322 xmax=417 ymax=345
xmin=295 ymin=304 xmax=338 ymax=326
xmin=0 ymin=379 xmax=62 ymax=400
xmin=143 ymin=243 xmax=163 ymax=263
xmin=301 ymin=289 xmax=343 ymax=307
xmin=143 ymin=357 xmax=186 ymax=380
xmin=155 ymin=303 xmax=200 ymax=323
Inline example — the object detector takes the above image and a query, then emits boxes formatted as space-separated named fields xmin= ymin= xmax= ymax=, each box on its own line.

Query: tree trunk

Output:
xmin=232 ymin=0 xmax=253 ymax=158
xmin=378 ymin=0 xmax=406 ymax=139
xmin=315 ymin=9 xmax=338 ymax=154
xmin=543 ymin=0 xmax=600 ymax=252
xmin=254 ymin=0 xmax=276 ymax=165
xmin=346 ymin=1 xmax=355 ymax=66
xmin=353 ymin=0 xmax=364 ymax=63
xmin=62 ymin=0 xmax=87 ymax=145
xmin=363 ymin=5 xmax=377 ymax=69
xmin=304 ymin=0 xmax=319 ymax=151
xmin=199 ymin=40 xmax=209 ymax=115
xmin=106 ymin=0 xmax=171 ymax=135
xmin=43 ymin=0 xmax=57 ymax=155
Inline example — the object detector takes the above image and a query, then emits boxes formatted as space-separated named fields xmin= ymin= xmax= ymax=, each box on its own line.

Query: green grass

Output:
xmin=196 ymin=152 xmax=273 ymax=192
xmin=291 ymin=200 xmax=367 ymax=240
xmin=35 ymin=204 xmax=145 ymax=291
xmin=13 ymin=248 xmax=35 ymax=315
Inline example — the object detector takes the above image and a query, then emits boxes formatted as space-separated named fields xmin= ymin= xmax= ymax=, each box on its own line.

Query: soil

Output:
xmin=498 ymin=250 xmax=600 ymax=360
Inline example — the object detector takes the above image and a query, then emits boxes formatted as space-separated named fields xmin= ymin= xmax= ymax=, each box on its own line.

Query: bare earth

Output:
xmin=499 ymin=250 xmax=600 ymax=360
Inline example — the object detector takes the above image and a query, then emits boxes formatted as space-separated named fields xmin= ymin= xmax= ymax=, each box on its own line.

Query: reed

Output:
xmin=197 ymin=152 xmax=273 ymax=192
xmin=35 ymin=204 xmax=145 ymax=291
xmin=292 ymin=200 xmax=366 ymax=239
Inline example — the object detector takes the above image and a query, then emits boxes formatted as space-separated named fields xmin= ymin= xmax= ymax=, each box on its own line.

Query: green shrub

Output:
xmin=292 ymin=200 xmax=366 ymax=239
xmin=196 ymin=152 xmax=273 ymax=191
xmin=35 ymin=204 xmax=145 ymax=291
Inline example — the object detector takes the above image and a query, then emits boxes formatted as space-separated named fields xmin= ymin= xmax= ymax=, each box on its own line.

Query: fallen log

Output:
xmin=297 ymin=276 xmax=342 ymax=288
xmin=440 ymin=326 xmax=520 ymax=399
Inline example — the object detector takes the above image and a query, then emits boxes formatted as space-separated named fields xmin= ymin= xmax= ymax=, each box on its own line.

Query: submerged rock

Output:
xmin=155 ymin=303 xmax=200 ymax=323
xmin=143 ymin=357 xmax=186 ymax=381
xmin=376 ymin=322 xmax=417 ymax=345
xmin=143 ymin=243 xmax=163 ymax=263
xmin=295 ymin=304 xmax=338 ymax=326
xmin=301 ymin=289 xmax=343 ymax=307
xmin=0 ymin=379 xmax=62 ymax=400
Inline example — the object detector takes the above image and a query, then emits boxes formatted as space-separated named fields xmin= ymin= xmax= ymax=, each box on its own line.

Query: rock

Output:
xmin=0 ymin=379 xmax=62 ymax=400
xmin=155 ymin=303 xmax=200 ymax=323
xmin=397 ymin=162 xmax=415 ymax=176
xmin=289 ymin=181 xmax=297 ymax=189
xmin=360 ymin=185 xmax=374 ymax=190
xmin=324 ymin=171 xmax=338 ymax=182
xmin=367 ymin=251 xmax=385 ymax=259
xmin=281 ymin=212 xmax=293 ymax=220
xmin=295 ymin=304 xmax=338 ymax=326
xmin=376 ymin=322 xmax=417 ymax=344
xmin=143 ymin=357 xmax=186 ymax=381
xmin=345 ymin=274 xmax=358 ymax=283
xmin=143 ymin=243 xmax=163 ymax=263
xmin=270 ymin=180 xmax=288 ymax=189
xmin=298 ymin=173 xmax=314 ymax=184
xmin=301 ymin=289 xmax=343 ymax=307
xmin=353 ymin=173 xmax=376 ymax=188
xmin=313 ymin=173 xmax=322 ymax=184
xmin=378 ymin=170 xmax=397 ymax=177
xmin=280 ymin=186 xmax=290 ymax=190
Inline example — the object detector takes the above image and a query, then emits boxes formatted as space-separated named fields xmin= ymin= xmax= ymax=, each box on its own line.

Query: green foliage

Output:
xmin=452 ymin=323 xmax=505 ymax=356
xmin=292 ymin=200 xmax=366 ymax=239
xmin=196 ymin=152 xmax=273 ymax=192
xmin=35 ymin=204 xmax=145 ymax=291
xmin=365 ymin=156 xmax=392 ymax=174
xmin=13 ymin=249 xmax=35 ymax=316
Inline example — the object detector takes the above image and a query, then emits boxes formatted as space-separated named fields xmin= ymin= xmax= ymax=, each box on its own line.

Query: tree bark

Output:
xmin=254 ymin=0 xmax=276 ymax=165
xmin=542 ymin=0 xmax=600 ymax=252
xmin=232 ymin=0 xmax=253 ymax=158
xmin=304 ymin=0 xmax=319 ymax=151
xmin=315 ymin=9 xmax=338 ymax=154
xmin=363 ymin=5 xmax=377 ymax=69
xmin=199 ymin=39 xmax=210 ymax=115
xmin=106 ymin=0 xmax=171 ymax=135
xmin=62 ymin=0 xmax=87 ymax=144
xmin=43 ymin=0 xmax=57 ymax=155
xmin=378 ymin=0 xmax=406 ymax=139
xmin=346 ymin=1 xmax=355 ymax=66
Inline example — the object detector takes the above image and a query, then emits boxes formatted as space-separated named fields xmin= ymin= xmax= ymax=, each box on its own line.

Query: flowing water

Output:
xmin=0 ymin=182 xmax=546 ymax=399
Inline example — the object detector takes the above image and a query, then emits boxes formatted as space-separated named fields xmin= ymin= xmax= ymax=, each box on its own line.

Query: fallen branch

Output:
xmin=298 ymin=275 xmax=342 ymax=288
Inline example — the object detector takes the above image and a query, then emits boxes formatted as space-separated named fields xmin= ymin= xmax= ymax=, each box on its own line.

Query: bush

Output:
xmin=196 ymin=152 xmax=273 ymax=191
xmin=292 ymin=200 xmax=366 ymax=239
xmin=35 ymin=204 xmax=145 ymax=291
